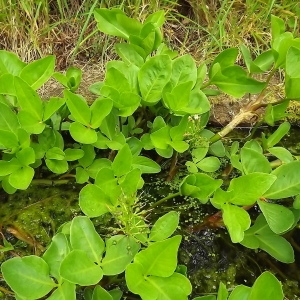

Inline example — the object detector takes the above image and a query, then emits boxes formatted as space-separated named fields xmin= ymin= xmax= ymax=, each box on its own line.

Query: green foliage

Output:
xmin=194 ymin=271 xmax=283 ymax=300
xmin=1 ymin=8 xmax=300 ymax=300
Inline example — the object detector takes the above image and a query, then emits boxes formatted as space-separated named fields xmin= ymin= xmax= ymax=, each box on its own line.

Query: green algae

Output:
xmin=0 ymin=184 xmax=81 ymax=259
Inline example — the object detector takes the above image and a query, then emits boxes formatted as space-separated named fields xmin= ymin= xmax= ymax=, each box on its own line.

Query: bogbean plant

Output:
xmin=0 ymin=8 xmax=300 ymax=300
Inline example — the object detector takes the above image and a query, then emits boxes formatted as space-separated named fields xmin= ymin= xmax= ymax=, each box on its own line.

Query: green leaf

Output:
xmin=263 ymin=161 xmax=300 ymax=199
xmin=0 ymin=102 xmax=19 ymax=134
xmin=126 ymin=264 xmax=191 ymax=300
xmin=60 ymin=249 xmax=103 ymax=285
xmin=20 ymin=55 xmax=55 ymax=90
xmin=211 ymin=48 xmax=238 ymax=71
xmin=240 ymin=44 xmax=253 ymax=73
xmin=95 ymin=168 xmax=121 ymax=204
xmin=131 ymin=156 xmax=161 ymax=174
xmin=47 ymin=281 xmax=76 ymax=300
xmin=0 ymin=130 xmax=18 ymax=148
xmin=138 ymin=55 xmax=172 ymax=105
xmin=112 ymin=144 xmax=132 ymax=177
xmin=144 ymin=10 xmax=165 ymax=27
xmin=210 ymin=64 xmax=266 ymax=98
xmin=8 ymin=166 xmax=34 ymax=190
xmin=76 ymin=167 xmax=89 ymax=184
xmin=196 ymin=157 xmax=221 ymax=172
xmin=272 ymin=32 xmax=296 ymax=68
xmin=102 ymin=235 xmax=140 ymax=275
xmin=16 ymin=147 xmax=35 ymax=165
xmin=115 ymin=43 xmax=144 ymax=67
xmin=222 ymin=203 xmax=251 ymax=243
xmin=38 ymin=127 xmax=58 ymax=151
xmin=134 ymin=235 xmax=181 ymax=276
xmin=227 ymin=173 xmax=277 ymax=205
xmin=45 ymin=159 xmax=69 ymax=174
xmin=240 ymin=147 xmax=271 ymax=174
xmin=241 ymin=215 xmax=294 ymax=263
xmin=53 ymin=72 xmax=68 ymax=87
xmin=228 ymin=285 xmax=251 ymax=300
xmin=195 ymin=63 xmax=207 ymax=88
xmin=170 ymin=54 xmax=197 ymax=87
xmin=46 ymin=147 xmax=65 ymax=160
xmin=70 ymin=216 xmax=105 ymax=264
xmin=18 ymin=110 xmax=45 ymax=134
xmin=163 ymin=81 xmax=193 ymax=112
xmin=43 ymin=233 xmax=70 ymax=279
xmin=191 ymin=145 xmax=209 ymax=163
xmin=150 ymin=126 xmax=170 ymax=149
xmin=92 ymin=286 xmax=113 ymax=300
xmin=200 ymin=129 xmax=225 ymax=157
xmin=266 ymin=122 xmax=290 ymax=148
xmin=108 ymin=289 xmax=123 ymax=300
xmin=14 ymin=77 xmax=43 ymax=121
xmin=181 ymin=89 xmax=210 ymax=115
xmin=87 ymin=158 xmax=112 ymax=179
xmin=186 ymin=161 xmax=198 ymax=173
xmin=78 ymin=144 xmax=95 ymax=167
xmin=252 ymin=50 xmax=274 ymax=72
xmin=125 ymin=263 xmax=159 ymax=299
xmin=1 ymin=176 xmax=17 ymax=194
xmin=293 ymin=194 xmax=300 ymax=209
xmin=149 ymin=211 xmax=179 ymax=242
xmin=147 ymin=273 xmax=192 ymax=299
xmin=180 ymin=173 xmax=223 ymax=203
xmin=0 ymin=74 xmax=16 ymax=95
xmin=64 ymin=148 xmax=84 ymax=161
xmin=79 ymin=184 xmax=112 ymax=217
xmin=217 ymin=282 xmax=228 ymax=300
xmin=69 ymin=122 xmax=98 ymax=144
xmin=1 ymin=256 xmax=56 ymax=299
xmin=271 ymin=15 xmax=285 ymax=41
xmin=89 ymin=81 xmax=103 ymax=96
xmin=285 ymin=47 xmax=300 ymax=99
xmin=90 ymin=98 xmax=113 ymax=129
xmin=94 ymin=8 xmax=142 ymax=39
xmin=120 ymin=168 xmax=143 ymax=195
xmin=0 ymin=50 xmax=26 ymax=75
xmin=64 ymin=90 xmax=90 ymax=126
xmin=193 ymin=297 xmax=216 ymax=300
xmin=268 ymin=147 xmax=294 ymax=163
xmin=248 ymin=271 xmax=283 ymax=300
xmin=66 ymin=67 xmax=82 ymax=91
xmin=257 ymin=199 xmax=294 ymax=234
xmin=43 ymin=97 xmax=65 ymax=121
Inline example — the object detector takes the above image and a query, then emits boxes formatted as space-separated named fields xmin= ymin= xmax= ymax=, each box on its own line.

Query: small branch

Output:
xmin=210 ymin=69 xmax=277 ymax=143
xmin=167 ymin=151 xmax=178 ymax=181
xmin=149 ymin=192 xmax=181 ymax=209
xmin=31 ymin=179 xmax=71 ymax=186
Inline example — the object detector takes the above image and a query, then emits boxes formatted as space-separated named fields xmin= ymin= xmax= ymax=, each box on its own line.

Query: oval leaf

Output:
xmin=1 ymin=256 xmax=56 ymax=299
xmin=257 ymin=199 xmax=294 ymax=234
xmin=149 ymin=211 xmax=179 ymax=241
xmin=60 ymin=250 xmax=103 ymax=286
xmin=138 ymin=55 xmax=172 ymax=105
xmin=263 ymin=161 xmax=300 ymax=199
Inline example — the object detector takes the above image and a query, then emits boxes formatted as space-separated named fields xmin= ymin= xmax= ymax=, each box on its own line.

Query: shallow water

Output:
xmin=0 ymin=127 xmax=300 ymax=299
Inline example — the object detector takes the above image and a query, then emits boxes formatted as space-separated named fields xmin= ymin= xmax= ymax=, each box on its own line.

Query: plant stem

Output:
xmin=149 ymin=192 xmax=181 ymax=209
xmin=167 ymin=151 xmax=178 ymax=181
xmin=31 ymin=179 xmax=71 ymax=186
xmin=210 ymin=69 xmax=277 ymax=143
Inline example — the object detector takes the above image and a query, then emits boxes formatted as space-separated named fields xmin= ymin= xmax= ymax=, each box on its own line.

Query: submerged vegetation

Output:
xmin=0 ymin=1 xmax=300 ymax=300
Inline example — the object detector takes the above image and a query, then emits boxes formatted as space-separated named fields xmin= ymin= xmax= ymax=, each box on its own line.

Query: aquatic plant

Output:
xmin=0 ymin=8 xmax=300 ymax=299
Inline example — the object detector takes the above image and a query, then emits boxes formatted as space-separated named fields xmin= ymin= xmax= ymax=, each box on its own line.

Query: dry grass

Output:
xmin=1 ymin=0 xmax=299 ymax=65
